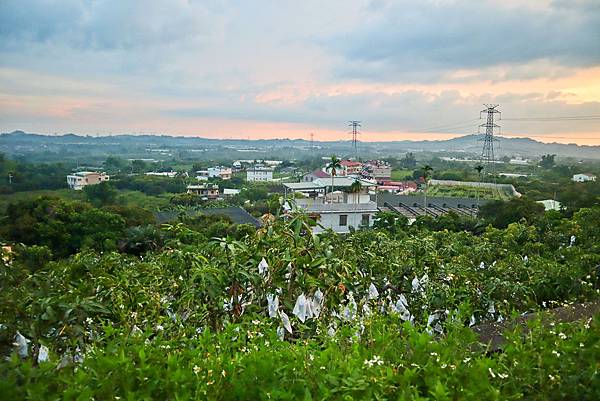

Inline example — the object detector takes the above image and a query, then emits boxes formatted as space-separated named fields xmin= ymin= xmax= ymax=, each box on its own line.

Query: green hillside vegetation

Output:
xmin=1 ymin=199 xmax=600 ymax=399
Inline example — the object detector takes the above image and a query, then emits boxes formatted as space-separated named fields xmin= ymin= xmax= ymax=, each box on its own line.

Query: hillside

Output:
xmin=2 ymin=131 xmax=600 ymax=161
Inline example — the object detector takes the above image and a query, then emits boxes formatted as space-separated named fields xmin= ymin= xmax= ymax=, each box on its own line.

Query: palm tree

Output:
xmin=474 ymin=164 xmax=484 ymax=209
xmin=349 ymin=179 xmax=362 ymax=204
xmin=422 ymin=164 xmax=433 ymax=215
xmin=326 ymin=156 xmax=341 ymax=203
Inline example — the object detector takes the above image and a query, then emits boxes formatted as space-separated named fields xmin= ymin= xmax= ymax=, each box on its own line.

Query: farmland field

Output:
xmin=2 ymin=207 xmax=600 ymax=400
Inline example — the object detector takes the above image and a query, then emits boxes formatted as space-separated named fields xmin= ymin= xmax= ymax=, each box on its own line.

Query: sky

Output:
xmin=1 ymin=0 xmax=600 ymax=145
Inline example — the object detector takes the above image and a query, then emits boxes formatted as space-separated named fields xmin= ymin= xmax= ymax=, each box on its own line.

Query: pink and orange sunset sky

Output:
xmin=1 ymin=0 xmax=599 ymax=144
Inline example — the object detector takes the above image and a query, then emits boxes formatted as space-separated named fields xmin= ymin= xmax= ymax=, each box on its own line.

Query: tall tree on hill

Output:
xmin=540 ymin=154 xmax=556 ymax=169
xmin=326 ymin=156 xmax=341 ymax=202
xmin=401 ymin=152 xmax=417 ymax=168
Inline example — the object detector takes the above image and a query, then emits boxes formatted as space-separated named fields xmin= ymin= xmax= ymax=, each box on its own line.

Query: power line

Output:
xmin=411 ymin=118 xmax=480 ymax=133
xmin=503 ymin=114 xmax=600 ymax=121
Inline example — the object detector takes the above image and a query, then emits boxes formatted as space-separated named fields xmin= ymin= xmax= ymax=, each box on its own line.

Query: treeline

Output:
xmin=0 ymin=153 xmax=73 ymax=194
xmin=0 ymin=194 xmax=258 ymax=261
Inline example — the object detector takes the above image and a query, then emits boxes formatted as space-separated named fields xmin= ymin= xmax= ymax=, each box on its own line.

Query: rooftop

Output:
xmin=309 ymin=169 xmax=330 ymax=178
xmin=68 ymin=171 xmax=106 ymax=177
xmin=283 ymin=177 xmax=377 ymax=191
xmin=293 ymin=201 xmax=379 ymax=213
xmin=187 ymin=184 xmax=219 ymax=189
xmin=155 ymin=207 xmax=260 ymax=227
xmin=341 ymin=160 xmax=362 ymax=167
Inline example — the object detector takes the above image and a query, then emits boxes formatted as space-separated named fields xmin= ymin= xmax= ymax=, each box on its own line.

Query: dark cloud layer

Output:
xmin=0 ymin=0 xmax=222 ymax=50
xmin=331 ymin=0 xmax=600 ymax=80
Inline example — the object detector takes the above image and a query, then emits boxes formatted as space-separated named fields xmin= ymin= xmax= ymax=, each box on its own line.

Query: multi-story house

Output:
xmin=186 ymin=183 xmax=220 ymax=199
xmin=66 ymin=171 xmax=110 ymax=190
xmin=246 ymin=166 xmax=274 ymax=182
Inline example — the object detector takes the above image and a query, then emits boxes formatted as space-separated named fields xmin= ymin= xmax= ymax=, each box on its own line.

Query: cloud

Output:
xmin=0 ymin=0 xmax=225 ymax=51
xmin=329 ymin=0 xmax=600 ymax=81
xmin=0 ymin=1 xmax=598 ymax=144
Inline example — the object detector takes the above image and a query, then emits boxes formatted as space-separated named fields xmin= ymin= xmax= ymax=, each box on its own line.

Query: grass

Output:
xmin=390 ymin=169 xmax=413 ymax=180
xmin=426 ymin=184 xmax=512 ymax=200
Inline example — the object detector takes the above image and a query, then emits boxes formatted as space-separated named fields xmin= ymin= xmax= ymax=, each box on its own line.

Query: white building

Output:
xmin=196 ymin=166 xmax=232 ymax=181
xmin=66 ymin=171 xmax=110 ymax=190
xmin=209 ymin=166 xmax=232 ymax=180
xmin=572 ymin=173 xmax=596 ymax=182
xmin=287 ymin=200 xmax=378 ymax=234
xmin=537 ymin=199 xmax=561 ymax=211
xmin=246 ymin=166 xmax=274 ymax=182
xmin=223 ymin=188 xmax=241 ymax=197
xmin=146 ymin=171 xmax=178 ymax=178
xmin=186 ymin=183 xmax=220 ymax=199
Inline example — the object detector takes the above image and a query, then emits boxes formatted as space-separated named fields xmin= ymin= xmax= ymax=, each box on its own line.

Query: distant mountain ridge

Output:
xmin=2 ymin=130 xmax=600 ymax=159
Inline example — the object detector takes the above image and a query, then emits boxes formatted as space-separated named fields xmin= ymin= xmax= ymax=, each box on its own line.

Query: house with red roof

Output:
xmin=303 ymin=169 xmax=331 ymax=182
xmin=339 ymin=160 xmax=363 ymax=176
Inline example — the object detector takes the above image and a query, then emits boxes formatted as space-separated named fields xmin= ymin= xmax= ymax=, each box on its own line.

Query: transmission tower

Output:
xmin=310 ymin=132 xmax=314 ymax=150
xmin=478 ymin=105 xmax=501 ymax=181
xmin=348 ymin=120 xmax=361 ymax=160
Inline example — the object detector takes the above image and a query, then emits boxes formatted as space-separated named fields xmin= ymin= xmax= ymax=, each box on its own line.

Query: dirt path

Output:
xmin=472 ymin=300 xmax=600 ymax=351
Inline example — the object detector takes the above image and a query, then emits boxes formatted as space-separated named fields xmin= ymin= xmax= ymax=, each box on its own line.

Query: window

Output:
xmin=339 ymin=214 xmax=348 ymax=226
xmin=361 ymin=214 xmax=370 ymax=226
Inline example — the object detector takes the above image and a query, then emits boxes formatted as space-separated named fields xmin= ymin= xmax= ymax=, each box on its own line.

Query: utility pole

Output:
xmin=348 ymin=120 xmax=361 ymax=160
xmin=479 ymin=105 xmax=501 ymax=182
xmin=8 ymin=173 xmax=13 ymax=185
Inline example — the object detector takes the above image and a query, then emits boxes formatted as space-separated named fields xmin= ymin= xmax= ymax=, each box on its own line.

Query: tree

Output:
xmin=479 ymin=197 xmax=545 ymax=228
xmin=373 ymin=211 xmax=408 ymax=233
xmin=104 ymin=156 xmax=127 ymax=173
xmin=2 ymin=196 xmax=126 ymax=257
xmin=131 ymin=159 xmax=148 ymax=174
xmin=422 ymin=165 xmax=433 ymax=215
xmin=349 ymin=180 xmax=362 ymax=204
xmin=475 ymin=164 xmax=484 ymax=208
xmin=84 ymin=181 xmax=117 ymax=206
xmin=401 ymin=152 xmax=417 ymax=168
xmin=326 ymin=156 xmax=342 ymax=201
xmin=540 ymin=154 xmax=556 ymax=169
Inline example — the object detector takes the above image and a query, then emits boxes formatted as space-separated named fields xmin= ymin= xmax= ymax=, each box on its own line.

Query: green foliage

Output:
xmin=426 ymin=184 xmax=511 ymax=200
xmin=479 ymin=197 xmax=546 ymax=228
xmin=1 ymin=200 xmax=600 ymax=399
xmin=373 ymin=211 xmax=408 ymax=234
xmin=83 ymin=181 xmax=117 ymax=206
xmin=0 ymin=154 xmax=73 ymax=193
xmin=401 ymin=152 xmax=417 ymax=168
xmin=1 ymin=196 xmax=127 ymax=257
xmin=113 ymin=175 xmax=186 ymax=196
xmin=540 ymin=154 xmax=556 ymax=169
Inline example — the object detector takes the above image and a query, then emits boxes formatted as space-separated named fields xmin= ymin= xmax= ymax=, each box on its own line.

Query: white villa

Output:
xmin=572 ymin=173 xmax=596 ymax=182
xmin=66 ymin=171 xmax=110 ymax=190
xmin=282 ymin=177 xmax=378 ymax=233
xmin=246 ymin=166 xmax=274 ymax=182
xmin=196 ymin=166 xmax=232 ymax=181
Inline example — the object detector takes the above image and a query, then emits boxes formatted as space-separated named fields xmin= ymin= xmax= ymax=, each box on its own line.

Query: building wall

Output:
xmin=371 ymin=165 xmax=392 ymax=179
xmin=572 ymin=174 xmax=596 ymax=182
xmin=67 ymin=173 xmax=109 ymax=190
xmin=208 ymin=167 xmax=232 ymax=180
xmin=247 ymin=169 xmax=273 ymax=181
xmin=312 ymin=211 xmax=375 ymax=233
